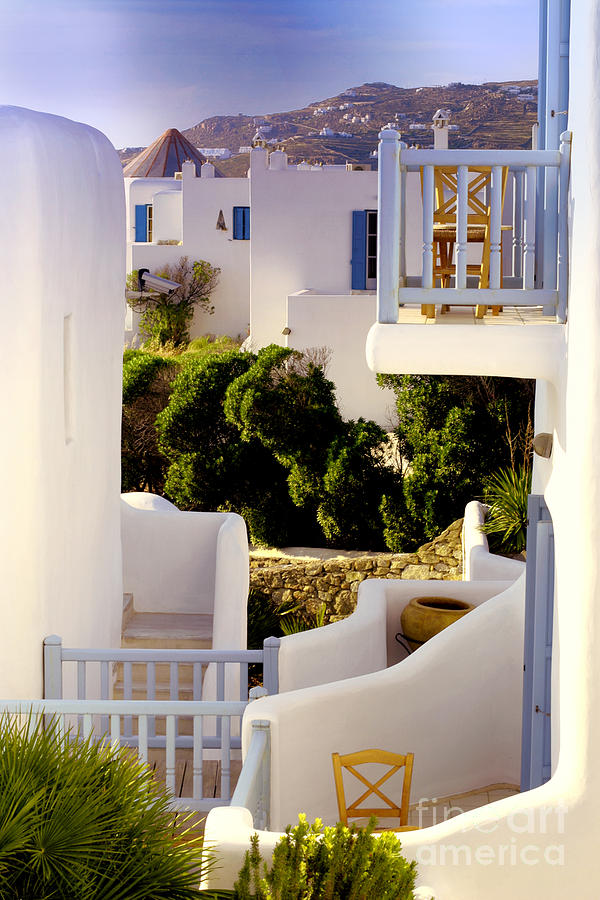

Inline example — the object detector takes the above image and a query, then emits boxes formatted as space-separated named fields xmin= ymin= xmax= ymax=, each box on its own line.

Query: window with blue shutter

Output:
xmin=135 ymin=204 xmax=149 ymax=242
xmin=351 ymin=210 xmax=367 ymax=289
xmin=233 ymin=206 xmax=250 ymax=240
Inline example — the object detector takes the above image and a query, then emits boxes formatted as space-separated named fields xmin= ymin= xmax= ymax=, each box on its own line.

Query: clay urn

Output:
xmin=400 ymin=596 xmax=475 ymax=652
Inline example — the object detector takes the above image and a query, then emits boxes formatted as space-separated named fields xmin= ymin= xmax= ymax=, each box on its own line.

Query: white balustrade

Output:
xmin=231 ymin=719 xmax=271 ymax=830
xmin=0 ymin=698 xmax=247 ymax=811
xmin=376 ymin=133 xmax=571 ymax=318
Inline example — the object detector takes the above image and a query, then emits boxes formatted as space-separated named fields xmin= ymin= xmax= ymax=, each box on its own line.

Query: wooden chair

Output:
xmin=331 ymin=748 xmax=418 ymax=831
xmin=420 ymin=165 xmax=509 ymax=319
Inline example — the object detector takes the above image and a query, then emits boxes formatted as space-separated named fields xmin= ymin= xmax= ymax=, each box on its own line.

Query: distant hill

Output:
xmin=120 ymin=80 xmax=538 ymax=174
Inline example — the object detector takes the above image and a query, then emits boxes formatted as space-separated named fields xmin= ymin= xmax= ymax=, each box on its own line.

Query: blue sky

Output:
xmin=0 ymin=0 xmax=539 ymax=148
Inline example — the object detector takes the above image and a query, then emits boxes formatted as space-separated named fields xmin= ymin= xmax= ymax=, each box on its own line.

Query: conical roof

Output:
xmin=123 ymin=128 xmax=206 ymax=177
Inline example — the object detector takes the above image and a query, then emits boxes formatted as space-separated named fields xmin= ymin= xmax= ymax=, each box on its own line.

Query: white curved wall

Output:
xmin=205 ymin=577 xmax=524 ymax=888
xmin=121 ymin=493 xmax=249 ymax=624
xmin=278 ymin=577 xmax=512 ymax=692
xmin=249 ymin=578 xmax=524 ymax=830
xmin=462 ymin=500 xmax=526 ymax=582
xmin=0 ymin=107 xmax=125 ymax=697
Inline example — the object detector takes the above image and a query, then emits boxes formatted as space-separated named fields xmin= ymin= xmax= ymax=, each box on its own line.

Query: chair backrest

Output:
xmin=331 ymin=748 xmax=414 ymax=828
xmin=431 ymin=165 xmax=508 ymax=227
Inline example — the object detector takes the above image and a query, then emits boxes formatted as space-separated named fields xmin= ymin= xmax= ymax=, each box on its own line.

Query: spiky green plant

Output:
xmin=278 ymin=603 xmax=327 ymax=636
xmin=480 ymin=464 xmax=532 ymax=554
xmin=232 ymin=815 xmax=416 ymax=900
xmin=0 ymin=712 xmax=211 ymax=899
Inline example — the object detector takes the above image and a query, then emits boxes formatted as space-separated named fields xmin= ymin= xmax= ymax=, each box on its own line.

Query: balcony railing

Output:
xmin=376 ymin=129 xmax=571 ymax=323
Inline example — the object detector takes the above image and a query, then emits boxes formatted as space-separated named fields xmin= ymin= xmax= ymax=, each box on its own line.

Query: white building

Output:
xmin=125 ymin=141 xmax=396 ymax=423
xmin=197 ymin=147 xmax=233 ymax=159
xmin=205 ymin=1 xmax=599 ymax=897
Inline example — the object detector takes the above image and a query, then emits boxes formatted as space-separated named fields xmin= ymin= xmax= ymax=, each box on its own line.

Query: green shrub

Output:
xmin=157 ymin=350 xmax=308 ymax=546
xmin=122 ymin=350 xmax=177 ymax=493
xmin=225 ymin=347 xmax=399 ymax=549
xmin=316 ymin=419 xmax=401 ymax=549
xmin=0 ymin=713 xmax=209 ymax=898
xmin=232 ymin=815 xmax=416 ymax=900
xmin=128 ymin=257 xmax=220 ymax=347
xmin=378 ymin=373 xmax=535 ymax=548
xmin=481 ymin=464 xmax=532 ymax=554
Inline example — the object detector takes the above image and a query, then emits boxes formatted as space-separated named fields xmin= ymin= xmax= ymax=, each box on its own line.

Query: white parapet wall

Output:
xmin=462 ymin=500 xmax=526 ymax=582
xmin=205 ymin=575 xmax=523 ymax=889
xmin=0 ymin=106 xmax=125 ymax=697
xmin=121 ymin=492 xmax=249 ymax=649
xmin=285 ymin=290 xmax=397 ymax=426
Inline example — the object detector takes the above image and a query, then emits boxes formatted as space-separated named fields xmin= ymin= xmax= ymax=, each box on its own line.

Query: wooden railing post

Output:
xmin=557 ymin=130 xmax=571 ymax=323
xmin=43 ymin=635 xmax=63 ymax=700
xmin=376 ymin=128 xmax=401 ymax=323
xmin=263 ymin=637 xmax=280 ymax=695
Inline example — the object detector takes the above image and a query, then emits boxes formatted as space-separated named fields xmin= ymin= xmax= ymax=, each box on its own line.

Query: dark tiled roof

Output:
xmin=123 ymin=128 xmax=206 ymax=177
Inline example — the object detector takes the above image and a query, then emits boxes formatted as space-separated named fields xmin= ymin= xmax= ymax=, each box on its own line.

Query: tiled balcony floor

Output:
xmin=397 ymin=304 xmax=557 ymax=326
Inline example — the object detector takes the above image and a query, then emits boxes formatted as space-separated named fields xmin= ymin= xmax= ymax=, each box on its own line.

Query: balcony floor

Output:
xmin=397 ymin=304 xmax=558 ymax=326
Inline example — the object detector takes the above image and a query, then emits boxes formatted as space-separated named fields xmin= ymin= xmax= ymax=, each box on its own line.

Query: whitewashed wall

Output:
xmin=127 ymin=168 xmax=250 ymax=341
xmin=125 ymin=177 xmax=181 ymax=246
xmin=153 ymin=190 xmax=182 ymax=243
xmin=0 ymin=107 xmax=124 ymax=697
xmin=248 ymin=150 xmax=378 ymax=348
xmin=285 ymin=290 xmax=396 ymax=426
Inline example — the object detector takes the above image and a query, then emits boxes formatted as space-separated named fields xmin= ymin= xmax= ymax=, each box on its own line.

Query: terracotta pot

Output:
xmin=400 ymin=596 xmax=475 ymax=652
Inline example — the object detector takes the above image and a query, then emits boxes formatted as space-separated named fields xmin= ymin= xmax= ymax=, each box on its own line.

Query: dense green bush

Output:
xmin=378 ymin=373 xmax=535 ymax=548
xmin=0 ymin=713 xmax=208 ymax=898
xmin=224 ymin=346 xmax=397 ymax=549
xmin=232 ymin=815 xmax=416 ymax=900
xmin=122 ymin=350 xmax=177 ymax=493
xmin=122 ymin=343 xmax=534 ymax=553
xmin=156 ymin=349 xmax=313 ymax=546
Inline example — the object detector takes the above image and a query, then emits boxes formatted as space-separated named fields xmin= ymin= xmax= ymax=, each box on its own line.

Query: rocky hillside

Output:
xmin=121 ymin=80 xmax=537 ymax=173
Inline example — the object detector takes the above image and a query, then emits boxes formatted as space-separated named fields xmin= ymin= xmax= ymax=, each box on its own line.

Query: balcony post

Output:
xmin=43 ymin=634 xmax=63 ymax=700
xmin=557 ymin=130 xmax=571 ymax=323
xmin=377 ymin=128 xmax=401 ymax=323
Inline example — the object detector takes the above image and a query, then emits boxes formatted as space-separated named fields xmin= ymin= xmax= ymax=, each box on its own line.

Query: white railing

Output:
xmin=0 ymin=699 xmax=246 ymax=811
xmin=377 ymin=129 xmax=571 ymax=323
xmin=231 ymin=719 xmax=271 ymax=829
xmin=43 ymin=635 xmax=280 ymax=750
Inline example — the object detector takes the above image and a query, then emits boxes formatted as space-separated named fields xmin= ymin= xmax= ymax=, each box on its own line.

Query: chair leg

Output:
xmin=421 ymin=304 xmax=436 ymax=318
xmin=475 ymin=305 xmax=487 ymax=318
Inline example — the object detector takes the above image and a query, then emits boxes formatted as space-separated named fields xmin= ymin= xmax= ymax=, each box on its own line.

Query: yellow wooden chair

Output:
xmin=421 ymin=165 xmax=509 ymax=319
xmin=331 ymin=748 xmax=419 ymax=832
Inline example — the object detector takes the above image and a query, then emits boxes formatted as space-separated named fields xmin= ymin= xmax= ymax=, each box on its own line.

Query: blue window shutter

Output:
xmin=233 ymin=206 xmax=250 ymax=240
xmin=351 ymin=210 xmax=367 ymax=289
xmin=135 ymin=204 xmax=148 ymax=242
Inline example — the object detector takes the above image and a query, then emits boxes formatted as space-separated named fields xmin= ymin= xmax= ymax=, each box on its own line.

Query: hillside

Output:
xmin=121 ymin=80 xmax=538 ymax=173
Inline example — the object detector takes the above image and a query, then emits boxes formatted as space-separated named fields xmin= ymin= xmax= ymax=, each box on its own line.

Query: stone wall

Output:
xmin=250 ymin=519 xmax=463 ymax=621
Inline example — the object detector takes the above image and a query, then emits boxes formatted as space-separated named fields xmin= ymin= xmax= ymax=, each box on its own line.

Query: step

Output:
xmin=121 ymin=612 xmax=213 ymax=650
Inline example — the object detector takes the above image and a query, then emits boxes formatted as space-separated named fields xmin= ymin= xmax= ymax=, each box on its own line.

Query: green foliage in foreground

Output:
xmin=232 ymin=815 xmax=417 ymax=900
xmin=481 ymin=464 xmax=532 ymax=554
xmin=0 ymin=714 xmax=209 ymax=899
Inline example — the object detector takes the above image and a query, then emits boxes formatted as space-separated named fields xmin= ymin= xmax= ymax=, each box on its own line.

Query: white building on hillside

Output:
xmin=125 ymin=142 xmax=396 ymax=423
